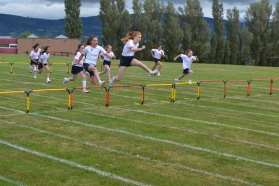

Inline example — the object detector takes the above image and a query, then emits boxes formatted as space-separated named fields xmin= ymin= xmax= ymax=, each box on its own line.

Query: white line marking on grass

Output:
xmin=29 ymin=112 xmax=279 ymax=168
xmin=0 ymin=120 xmax=261 ymax=185
xmin=116 ymin=107 xmax=279 ymax=137
xmin=79 ymin=111 xmax=279 ymax=150
xmin=1 ymin=105 xmax=278 ymax=168
xmin=0 ymin=175 xmax=27 ymax=186
xmin=0 ymin=139 xmax=150 ymax=186
xmin=150 ymin=104 xmax=279 ymax=127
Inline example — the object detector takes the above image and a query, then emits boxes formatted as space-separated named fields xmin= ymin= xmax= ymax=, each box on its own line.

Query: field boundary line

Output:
xmin=0 ymin=139 xmax=150 ymax=186
xmin=1 ymin=119 xmax=259 ymax=185
xmin=0 ymin=175 xmax=27 ymax=186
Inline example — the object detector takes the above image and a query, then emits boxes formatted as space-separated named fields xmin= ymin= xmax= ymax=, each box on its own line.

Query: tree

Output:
xmin=178 ymin=0 xmax=210 ymax=61
xmin=19 ymin=32 xmax=31 ymax=38
xmin=239 ymin=26 xmax=253 ymax=64
xmin=223 ymin=40 xmax=231 ymax=64
xmin=64 ymin=0 xmax=82 ymax=38
xmin=271 ymin=2 xmax=279 ymax=57
xmin=226 ymin=7 xmax=240 ymax=64
xmin=245 ymin=0 xmax=272 ymax=66
xmin=163 ymin=2 xmax=184 ymax=61
xmin=142 ymin=0 xmax=165 ymax=60
xmin=99 ymin=0 xmax=132 ymax=56
xmin=211 ymin=0 xmax=225 ymax=64
xmin=132 ymin=0 xmax=146 ymax=59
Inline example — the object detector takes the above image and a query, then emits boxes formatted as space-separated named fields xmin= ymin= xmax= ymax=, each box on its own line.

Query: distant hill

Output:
xmin=0 ymin=13 xmax=244 ymax=39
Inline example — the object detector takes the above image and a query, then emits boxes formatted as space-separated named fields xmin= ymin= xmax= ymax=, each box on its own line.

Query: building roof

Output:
xmin=27 ymin=34 xmax=39 ymax=38
xmin=55 ymin=35 xmax=68 ymax=39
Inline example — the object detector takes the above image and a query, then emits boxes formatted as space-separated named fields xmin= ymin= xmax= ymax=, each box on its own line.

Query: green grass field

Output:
xmin=0 ymin=54 xmax=279 ymax=186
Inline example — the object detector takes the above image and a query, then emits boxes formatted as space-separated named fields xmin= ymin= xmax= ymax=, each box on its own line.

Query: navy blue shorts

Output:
xmin=183 ymin=68 xmax=190 ymax=74
xmin=103 ymin=60 xmax=111 ymax=67
xmin=154 ymin=58 xmax=160 ymax=63
xmin=38 ymin=63 xmax=44 ymax=69
xmin=120 ymin=55 xmax=134 ymax=67
xmin=83 ymin=63 xmax=94 ymax=77
xmin=71 ymin=65 xmax=83 ymax=74
xmin=30 ymin=59 xmax=39 ymax=66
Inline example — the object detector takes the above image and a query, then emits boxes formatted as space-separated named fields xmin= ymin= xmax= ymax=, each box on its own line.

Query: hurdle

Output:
xmin=10 ymin=62 xmax=14 ymax=74
xmin=0 ymin=88 xmax=75 ymax=113
xmin=102 ymin=84 xmax=143 ymax=107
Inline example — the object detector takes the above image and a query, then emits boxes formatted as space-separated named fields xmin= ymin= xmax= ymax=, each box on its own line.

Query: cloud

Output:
xmin=0 ymin=0 xmax=277 ymax=19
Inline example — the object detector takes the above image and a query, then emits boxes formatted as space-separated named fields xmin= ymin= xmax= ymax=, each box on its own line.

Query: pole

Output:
xmin=24 ymin=91 xmax=32 ymax=113
xmin=10 ymin=62 xmax=14 ymax=74
xmin=246 ymin=80 xmax=252 ymax=96
xmin=270 ymin=79 xmax=273 ymax=96
xmin=197 ymin=81 xmax=201 ymax=100
xmin=223 ymin=80 xmax=228 ymax=98
xmin=141 ymin=85 xmax=145 ymax=105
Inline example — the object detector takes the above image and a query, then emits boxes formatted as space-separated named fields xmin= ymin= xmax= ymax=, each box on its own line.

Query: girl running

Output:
xmin=98 ymin=45 xmax=116 ymax=82
xmin=150 ymin=45 xmax=164 ymax=76
xmin=174 ymin=49 xmax=199 ymax=83
xmin=29 ymin=43 xmax=41 ymax=78
xmin=110 ymin=31 xmax=158 ymax=86
xmin=77 ymin=35 xmax=110 ymax=88
xmin=37 ymin=46 xmax=51 ymax=83
xmin=63 ymin=45 xmax=89 ymax=93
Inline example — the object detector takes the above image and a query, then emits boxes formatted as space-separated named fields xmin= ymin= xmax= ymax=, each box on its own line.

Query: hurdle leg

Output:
xmin=270 ymin=79 xmax=273 ymax=95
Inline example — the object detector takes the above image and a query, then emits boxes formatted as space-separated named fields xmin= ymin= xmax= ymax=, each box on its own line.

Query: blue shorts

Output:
xmin=83 ymin=63 xmax=94 ymax=77
xmin=183 ymin=68 xmax=190 ymax=74
xmin=120 ymin=55 xmax=134 ymax=67
xmin=30 ymin=59 xmax=39 ymax=66
xmin=154 ymin=58 xmax=160 ymax=63
xmin=71 ymin=65 xmax=83 ymax=74
xmin=103 ymin=60 xmax=111 ymax=67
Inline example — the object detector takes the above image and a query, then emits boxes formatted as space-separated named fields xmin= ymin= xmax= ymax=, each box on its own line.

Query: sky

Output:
xmin=0 ymin=0 xmax=277 ymax=20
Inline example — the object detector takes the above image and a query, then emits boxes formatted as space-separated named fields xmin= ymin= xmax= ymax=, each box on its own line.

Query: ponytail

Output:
xmin=121 ymin=31 xmax=142 ymax=44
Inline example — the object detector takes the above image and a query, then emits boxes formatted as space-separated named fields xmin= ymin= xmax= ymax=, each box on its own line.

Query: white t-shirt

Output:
xmin=30 ymin=48 xmax=41 ymax=60
xmin=103 ymin=51 xmax=115 ymax=62
xmin=73 ymin=52 xmax=84 ymax=67
xmin=122 ymin=40 xmax=139 ymax=56
xmin=40 ymin=53 xmax=50 ymax=64
xmin=152 ymin=49 xmax=164 ymax=59
xmin=181 ymin=54 xmax=196 ymax=69
xmin=82 ymin=45 xmax=107 ymax=66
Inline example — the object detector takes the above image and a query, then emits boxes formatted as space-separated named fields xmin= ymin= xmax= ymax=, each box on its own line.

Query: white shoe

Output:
xmin=175 ymin=78 xmax=179 ymax=83
xmin=98 ymin=72 xmax=102 ymax=75
xmin=33 ymin=76 xmax=37 ymax=79
xmin=98 ymin=81 xmax=105 ymax=88
xmin=82 ymin=89 xmax=89 ymax=93
xmin=63 ymin=77 xmax=69 ymax=84
xmin=188 ymin=80 xmax=192 ymax=84
xmin=148 ymin=70 xmax=158 ymax=76
xmin=157 ymin=72 xmax=161 ymax=76
xmin=110 ymin=77 xmax=115 ymax=86
xmin=46 ymin=79 xmax=51 ymax=83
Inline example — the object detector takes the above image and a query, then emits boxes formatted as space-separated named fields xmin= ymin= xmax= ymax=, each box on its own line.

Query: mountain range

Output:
xmin=0 ymin=13 xmax=244 ymax=39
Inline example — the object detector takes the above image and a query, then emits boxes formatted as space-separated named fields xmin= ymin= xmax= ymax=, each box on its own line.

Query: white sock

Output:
xmin=82 ymin=80 xmax=86 ymax=88
xmin=33 ymin=67 xmax=37 ymax=76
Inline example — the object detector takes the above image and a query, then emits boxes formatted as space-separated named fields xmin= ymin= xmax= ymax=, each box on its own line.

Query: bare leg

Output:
xmin=178 ymin=73 xmax=186 ymax=80
xmin=69 ymin=74 xmax=78 ymax=81
xmin=157 ymin=61 xmax=163 ymax=72
xmin=113 ymin=66 xmax=126 ymax=81
xmin=104 ymin=65 xmax=111 ymax=80
xmin=130 ymin=58 xmax=151 ymax=73
xmin=151 ymin=63 xmax=157 ymax=71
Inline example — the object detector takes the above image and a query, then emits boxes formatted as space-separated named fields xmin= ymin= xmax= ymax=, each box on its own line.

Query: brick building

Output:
xmin=17 ymin=38 xmax=81 ymax=57
xmin=0 ymin=37 xmax=18 ymax=54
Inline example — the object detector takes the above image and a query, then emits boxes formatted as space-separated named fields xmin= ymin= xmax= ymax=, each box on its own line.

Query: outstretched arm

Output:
xmin=173 ymin=54 xmax=181 ymax=61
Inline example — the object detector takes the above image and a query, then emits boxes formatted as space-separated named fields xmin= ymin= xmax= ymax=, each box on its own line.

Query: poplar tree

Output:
xmin=245 ymin=0 xmax=272 ymax=66
xmin=239 ymin=26 xmax=253 ymax=64
xmin=64 ymin=0 xmax=82 ymax=38
xmin=226 ymin=7 xmax=240 ymax=64
xmin=271 ymin=2 xmax=279 ymax=57
xmin=178 ymin=0 xmax=210 ymax=61
xmin=163 ymin=2 xmax=184 ymax=61
xmin=99 ymin=0 xmax=132 ymax=56
xmin=142 ymin=0 xmax=165 ymax=60
xmin=211 ymin=0 xmax=225 ymax=63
